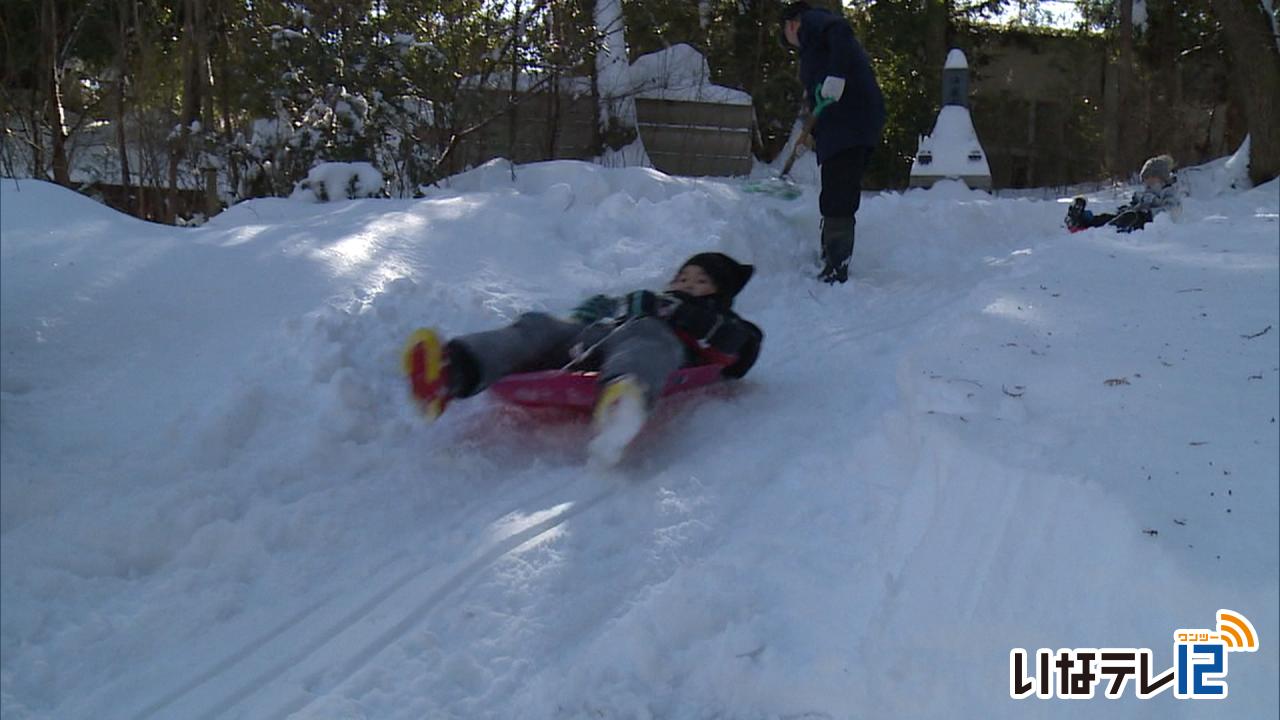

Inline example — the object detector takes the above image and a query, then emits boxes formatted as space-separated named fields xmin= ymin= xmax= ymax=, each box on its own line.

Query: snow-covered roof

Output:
xmin=627 ymin=44 xmax=752 ymax=106
xmin=460 ymin=44 xmax=749 ymax=106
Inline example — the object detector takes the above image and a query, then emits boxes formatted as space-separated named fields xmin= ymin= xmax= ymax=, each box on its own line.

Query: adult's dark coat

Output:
xmin=795 ymin=7 xmax=886 ymax=163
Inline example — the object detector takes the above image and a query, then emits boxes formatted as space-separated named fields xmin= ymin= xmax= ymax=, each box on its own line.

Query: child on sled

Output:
xmin=1065 ymin=154 xmax=1183 ymax=233
xmin=402 ymin=252 xmax=764 ymax=461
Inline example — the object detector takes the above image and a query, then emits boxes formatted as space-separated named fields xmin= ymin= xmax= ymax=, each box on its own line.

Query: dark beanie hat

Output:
xmin=681 ymin=252 xmax=755 ymax=302
xmin=781 ymin=1 xmax=811 ymax=22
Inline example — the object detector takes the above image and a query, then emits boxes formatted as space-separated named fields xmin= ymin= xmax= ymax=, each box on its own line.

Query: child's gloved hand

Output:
xmin=570 ymin=294 xmax=622 ymax=324
xmin=622 ymin=290 xmax=677 ymax=319
xmin=657 ymin=291 xmax=689 ymax=315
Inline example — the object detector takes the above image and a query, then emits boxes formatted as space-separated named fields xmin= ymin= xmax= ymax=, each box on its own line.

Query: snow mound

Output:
xmin=292 ymin=161 xmax=385 ymax=202
xmin=1178 ymin=136 xmax=1254 ymax=197
xmin=2 ymin=157 xmax=1276 ymax=719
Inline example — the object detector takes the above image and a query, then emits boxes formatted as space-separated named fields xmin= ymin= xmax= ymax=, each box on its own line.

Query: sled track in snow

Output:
xmin=132 ymin=250 xmax=1015 ymax=720
xmin=132 ymin=479 xmax=624 ymax=720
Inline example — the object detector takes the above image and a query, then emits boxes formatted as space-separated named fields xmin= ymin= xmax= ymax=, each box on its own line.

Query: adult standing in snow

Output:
xmin=780 ymin=1 xmax=885 ymax=284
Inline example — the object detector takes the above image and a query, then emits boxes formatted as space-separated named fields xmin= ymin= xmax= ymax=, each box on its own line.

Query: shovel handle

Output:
xmin=780 ymin=83 xmax=836 ymax=178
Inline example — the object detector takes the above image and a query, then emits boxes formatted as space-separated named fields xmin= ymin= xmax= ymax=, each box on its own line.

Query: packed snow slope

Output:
xmin=2 ymin=163 xmax=1277 ymax=719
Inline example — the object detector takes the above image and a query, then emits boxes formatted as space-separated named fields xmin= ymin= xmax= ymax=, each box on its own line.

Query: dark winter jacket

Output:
xmin=795 ymin=7 xmax=885 ymax=163
xmin=1123 ymin=182 xmax=1181 ymax=216
xmin=571 ymin=291 xmax=764 ymax=379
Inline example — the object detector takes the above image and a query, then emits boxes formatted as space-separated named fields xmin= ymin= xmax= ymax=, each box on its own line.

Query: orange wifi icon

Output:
xmin=1217 ymin=610 xmax=1258 ymax=651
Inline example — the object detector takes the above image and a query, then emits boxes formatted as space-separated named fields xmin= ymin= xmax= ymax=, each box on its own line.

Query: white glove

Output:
xmin=820 ymin=75 xmax=846 ymax=102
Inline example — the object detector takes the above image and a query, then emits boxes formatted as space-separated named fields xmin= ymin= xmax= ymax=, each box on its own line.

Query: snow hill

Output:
xmin=2 ymin=162 xmax=1277 ymax=719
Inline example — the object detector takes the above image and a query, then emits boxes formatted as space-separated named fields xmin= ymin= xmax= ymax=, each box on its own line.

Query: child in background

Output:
xmin=403 ymin=253 xmax=764 ymax=461
xmin=1066 ymin=154 xmax=1182 ymax=233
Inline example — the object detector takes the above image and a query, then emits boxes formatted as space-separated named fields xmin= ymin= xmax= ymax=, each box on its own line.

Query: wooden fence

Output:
xmin=450 ymin=89 xmax=597 ymax=172
xmin=82 ymin=182 xmax=210 ymax=223
xmin=634 ymin=98 xmax=753 ymax=177
xmin=453 ymin=90 xmax=755 ymax=178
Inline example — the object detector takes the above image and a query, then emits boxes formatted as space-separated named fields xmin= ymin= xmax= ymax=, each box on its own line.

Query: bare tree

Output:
xmin=168 ymin=0 xmax=213 ymax=221
xmin=39 ymin=0 xmax=72 ymax=185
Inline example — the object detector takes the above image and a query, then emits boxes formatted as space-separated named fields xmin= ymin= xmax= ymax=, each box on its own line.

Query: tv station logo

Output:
xmin=1010 ymin=609 xmax=1259 ymax=700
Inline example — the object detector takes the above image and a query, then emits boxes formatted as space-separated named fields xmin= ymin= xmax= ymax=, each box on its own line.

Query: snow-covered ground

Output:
xmin=1 ymin=160 xmax=1277 ymax=719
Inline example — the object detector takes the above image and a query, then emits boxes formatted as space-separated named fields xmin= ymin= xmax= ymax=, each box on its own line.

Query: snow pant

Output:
xmin=1083 ymin=208 xmax=1153 ymax=233
xmin=818 ymin=146 xmax=873 ymax=272
xmin=448 ymin=313 xmax=687 ymax=406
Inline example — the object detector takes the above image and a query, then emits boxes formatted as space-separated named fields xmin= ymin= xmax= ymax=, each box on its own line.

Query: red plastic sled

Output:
xmin=488 ymin=364 xmax=727 ymax=410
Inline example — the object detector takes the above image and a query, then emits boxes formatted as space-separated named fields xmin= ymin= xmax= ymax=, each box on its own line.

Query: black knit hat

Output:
xmin=778 ymin=2 xmax=811 ymax=49
xmin=680 ymin=252 xmax=755 ymax=303
xmin=781 ymin=1 xmax=811 ymax=22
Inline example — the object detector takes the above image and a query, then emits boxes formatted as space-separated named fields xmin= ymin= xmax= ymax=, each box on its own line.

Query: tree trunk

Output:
xmin=748 ymin=0 xmax=767 ymax=157
xmin=169 ymin=0 xmax=208 ymax=221
xmin=586 ymin=0 xmax=602 ymax=153
xmin=1213 ymin=0 xmax=1280 ymax=183
xmin=30 ymin=81 xmax=45 ymax=178
xmin=197 ymin=0 xmax=217 ymax=216
xmin=115 ymin=0 xmax=134 ymax=214
xmin=550 ymin=4 xmax=564 ymax=159
xmin=1103 ymin=0 xmax=1134 ymax=177
xmin=508 ymin=0 xmax=522 ymax=166
xmin=924 ymin=0 xmax=950 ymax=71
xmin=41 ymin=0 xmax=71 ymax=186
xmin=215 ymin=6 xmax=238 ymax=202
xmin=167 ymin=2 xmax=191 ymax=222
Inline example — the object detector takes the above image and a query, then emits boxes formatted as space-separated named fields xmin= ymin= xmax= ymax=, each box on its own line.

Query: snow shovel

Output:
xmin=743 ymin=84 xmax=836 ymax=200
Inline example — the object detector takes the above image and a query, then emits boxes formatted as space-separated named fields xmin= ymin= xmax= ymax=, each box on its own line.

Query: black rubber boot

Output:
xmin=1065 ymin=196 xmax=1087 ymax=229
xmin=818 ymin=216 xmax=855 ymax=284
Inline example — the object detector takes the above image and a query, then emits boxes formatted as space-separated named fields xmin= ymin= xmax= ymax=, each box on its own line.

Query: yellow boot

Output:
xmin=401 ymin=328 xmax=452 ymax=421
xmin=589 ymin=375 xmax=649 ymax=465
